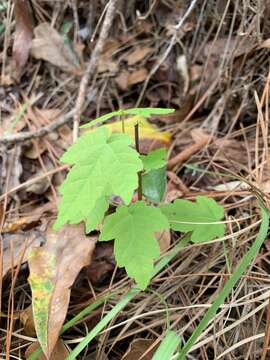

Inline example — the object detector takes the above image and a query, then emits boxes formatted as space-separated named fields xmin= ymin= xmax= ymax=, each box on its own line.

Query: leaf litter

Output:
xmin=2 ymin=1 xmax=270 ymax=359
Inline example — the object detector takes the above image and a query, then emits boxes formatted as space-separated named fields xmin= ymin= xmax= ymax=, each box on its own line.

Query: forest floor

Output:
xmin=1 ymin=1 xmax=270 ymax=359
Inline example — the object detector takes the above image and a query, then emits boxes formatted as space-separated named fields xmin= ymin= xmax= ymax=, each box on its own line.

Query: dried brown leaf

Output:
xmin=31 ymin=23 xmax=81 ymax=74
xmin=123 ymin=339 xmax=158 ymax=359
xmin=128 ymin=68 xmax=148 ymax=86
xmin=3 ymin=231 xmax=43 ymax=278
xmin=19 ymin=305 xmax=36 ymax=336
xmin=25 ymin=339 xmax=69 ymax=360
xmin=156 ymin=229 xmax=171 ymax=253
xmin=12 ymin=0 xmax=34 ymax=79
xmin=125 ymin=46 xmax=152 ymax=65
xmin=28 ymin=224 xmax=96 ymax=358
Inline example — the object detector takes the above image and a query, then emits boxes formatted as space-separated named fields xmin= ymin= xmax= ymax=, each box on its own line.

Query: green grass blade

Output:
xmin=177 ymin=203 xmax=269 ymax=359
xmin=66 ymin=288 xmax=140 ymax=360
xmin=61 ymin=294 xmax=113 ymax=334
xmin=152 ymin=330 xmax=180 ymax=360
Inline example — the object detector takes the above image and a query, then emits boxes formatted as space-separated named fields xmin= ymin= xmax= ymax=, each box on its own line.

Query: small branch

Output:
xmin=262 ymin=297 xmax=270 ymax=360
xmin=0 ymin=110 xmax=75 ymax=145
xmin=134 ymin=123 xmax=142 ymax=201
xmin=73 ymin=0 xmax=118 ymax=141
xmin=167 ymin=136 xmax=212 ymax=170
xmin=136 ymin=0 xmax=199 ymax=106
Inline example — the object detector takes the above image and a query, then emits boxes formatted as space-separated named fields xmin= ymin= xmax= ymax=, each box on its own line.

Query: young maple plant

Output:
xmin=54 ymin=108 xmax=225 ymax=289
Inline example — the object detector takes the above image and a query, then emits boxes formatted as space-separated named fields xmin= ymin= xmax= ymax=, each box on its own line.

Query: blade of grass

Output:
xmin=152 ymin=330 xmax=180 ymax=360
xmin=177 ymin=202 xmax=269 ymax=359
xmin=66 ymin=287 xmax=140 ymax=359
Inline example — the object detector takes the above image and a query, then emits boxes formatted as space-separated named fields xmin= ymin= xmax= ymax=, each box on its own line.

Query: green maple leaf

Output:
xmin=161 ymin=196 xmax=225 ymax=243
xmin=54 ymin=127 xmax=143 ymax=232
xmin=140 ymin=148 xmax=167 ymax=173
xmin=100 ymin=201 xmax=169 ymax=289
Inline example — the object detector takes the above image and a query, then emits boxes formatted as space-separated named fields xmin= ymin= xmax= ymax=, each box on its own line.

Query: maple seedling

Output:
xmin=54 ymin=108 xmax=225 ymax=289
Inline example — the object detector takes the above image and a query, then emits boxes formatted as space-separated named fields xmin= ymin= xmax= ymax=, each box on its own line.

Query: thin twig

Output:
xmin=0 ymin=110 xmax=75 ymax=145
xmin=136 ymin=0 xmax=199 ymax=106
xmin=134 ymin=123 xmax=142 ymax=201
xmin=73 ymin=0 xmax=118 ymax=141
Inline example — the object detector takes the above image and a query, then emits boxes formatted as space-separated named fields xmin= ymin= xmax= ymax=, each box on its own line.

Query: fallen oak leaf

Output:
xmin=28 ymin=224 xmax=96 ymax=358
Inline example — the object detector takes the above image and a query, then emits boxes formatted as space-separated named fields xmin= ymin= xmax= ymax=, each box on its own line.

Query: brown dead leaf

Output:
xmin=0 ymin=146 xmax=23 ymax=198
xmin=156 ymin=229 xmax=171 ymax=253
xmin=115 ymin=71 xmax=129 ymax=90
xmin=85 ymin=242 xmax=114 ymax=284
xmin=190 ymin=128 xmax=211 ymax=144
xmin=259 ymin=38 xmax=270 ymax=49
xmin=125 ymin=46 xmax=153 ymax=65
xmin=165 ymin=189 xmax=183 ymax=203
xmin=19 ymin=305 xmax=36 ymax=336
xmin=23 ymin=139 xmax=47 ymax=159
xmin=31 ymin=23 xmax=81 ymax=74
xmin=3 ymin=231 xmax=44 ymax=278
xmin=2 ymin=202 xmax=55 ymax=233
xmin=128 ymin=68 xmax=148 ymax=86
xmin=97 ymin=38 xmax=120 ymax=74
xmin=115 ymin=68 xmax=148 ymax=90
xmin=29 ymin=108 xmax=62 ymax=127
xmin=25 ymin=339 xmax=69 ymax=360
xmin=97 ymin=57 xmax=118 ymax=73
xmin=123 ymin=338 xmax=158 ymax=360
xmin=12 ymin=0 xmax=34 ymax=80
xmin=28 ymin=224 xmax=96 ymax=358
xmin=168 ymin=129 xmax=212 ymax=169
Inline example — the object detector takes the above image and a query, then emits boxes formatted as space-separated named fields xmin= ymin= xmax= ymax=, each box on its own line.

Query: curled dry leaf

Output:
xmin=31 ymin=23 xmax=81 ymax=74
xmin=28 ymin=224 xmax=96 ymax=358
xmin=12 ymin=0 xmax=34 ymax=79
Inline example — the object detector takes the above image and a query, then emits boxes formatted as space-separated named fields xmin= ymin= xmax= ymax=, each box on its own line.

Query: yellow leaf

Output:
xmin=103 ymin=115 xmax=171 ymax=144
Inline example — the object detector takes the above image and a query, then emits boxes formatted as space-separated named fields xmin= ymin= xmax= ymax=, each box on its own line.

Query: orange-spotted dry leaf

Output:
xmin=28 ymin=224 xmax=96 ymax=358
